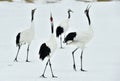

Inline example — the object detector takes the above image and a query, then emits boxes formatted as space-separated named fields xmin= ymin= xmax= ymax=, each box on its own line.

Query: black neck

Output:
xmin=68 ymin=11 xmax=71 ymax=19
xmin=31 ymin=10 xmax=35 ymax=22
xmin=86 ymin=11 xmax=91 ymax=26
xmin=51 ymin=22 xmax=54 ymax=34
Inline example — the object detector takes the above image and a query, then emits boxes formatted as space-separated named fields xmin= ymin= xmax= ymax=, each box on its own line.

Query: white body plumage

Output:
xmin=75 ymin=26 xmax=93 ymax=49
xmin=20 ymin=22 xmax=34 ymax=45
xmin=46 ymin=34 xmax=57 ymax=58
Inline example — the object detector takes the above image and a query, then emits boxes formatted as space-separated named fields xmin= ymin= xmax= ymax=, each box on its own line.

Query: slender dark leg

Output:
xmin=80 ymin=50 xmax=86 ymax=72
xmin=41 ymin=60 xmax=49 ymax=78
xmin=60 ymin=35 xmax=63 ymax=49
xmin=63 ymin=34 xmax=65 ymax=42
xmin=26 ymin=44 xmax=30 ymax=62
xmin=14 ymin=45 xmax=21 ymax=62
xmin=49 ymin=59 xmax=57 ymax=78
xmin=72 ymin=48 xmax=79 ymax=71
xmin=63 ymin=34 xmax=65 ymax=43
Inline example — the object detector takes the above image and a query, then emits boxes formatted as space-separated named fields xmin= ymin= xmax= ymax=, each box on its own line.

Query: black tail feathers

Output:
xmin=56 ymin=26 xmax=64 ymax=37
xmin=64 ymin=32 xmax=76 ymax=43
xmin=39 ymin=43 xmax=51 ymax=60
xmin=16 ymin=32 xmax=21 ymax=47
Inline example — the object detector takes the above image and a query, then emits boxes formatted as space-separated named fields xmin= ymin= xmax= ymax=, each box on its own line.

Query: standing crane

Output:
xmin=38 ymin=13 xmax=57 ymax=78
xmin=56 ymin=9 xmax=73 ymax=48
xmin=64 ymin=5 xmax=93 ymax=71
xmin=14 ymin=8 xmax=36 ymax=62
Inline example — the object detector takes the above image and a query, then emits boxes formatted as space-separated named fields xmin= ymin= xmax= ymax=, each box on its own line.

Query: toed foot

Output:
xmin=52 ymin=75 xmax=57 ymax=78
xmin=80 ymin=68 xmax=87 ymax=72
xmin=40 ymin=74 xmax=47 ymax=78
xmin=73 ymin=64 xmax=77 ymax=71
xmin=14 ymin=58 xmax=18 ymax=62
xmin=26 ymin=60 xmax=30 ymax=62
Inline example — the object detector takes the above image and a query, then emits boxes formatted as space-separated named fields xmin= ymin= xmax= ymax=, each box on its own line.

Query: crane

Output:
xmin=38 ymin=13 xmax=57 ymax=78
xmin=64 ymin=5 xmax=93 ymax=71
xmin=14 ymin=8 xmax=36 ymax=62
xmin=56 ymin=9 xmax=73 ymax=48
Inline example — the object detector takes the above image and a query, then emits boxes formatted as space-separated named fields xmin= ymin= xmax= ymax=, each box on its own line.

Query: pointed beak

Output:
xmin=68 ymin=9 xmax=74 ymax=13
xmin=33 ymin=8 xmax=36 ymax=11
xmin=71 ymin=10 xmax=74 ymax=13
xmin=70 ymin=9 xmax=74 ymax=13
xmin=70 ymin=9 xmax=73 ymax=13
xmin=34 ymin=8 xmax=36 ymax=10
xmin=86 ymin=4 xmax=91 ymax=11
xmin=50 ymin=12 xmax=52 ymax=17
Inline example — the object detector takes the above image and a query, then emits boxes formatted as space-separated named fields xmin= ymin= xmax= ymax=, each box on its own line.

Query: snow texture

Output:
xmin=0 ymin=0 xmax=120 ymax=81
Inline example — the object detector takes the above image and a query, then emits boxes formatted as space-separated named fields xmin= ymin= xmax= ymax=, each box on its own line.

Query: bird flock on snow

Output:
xmin=15 ymin=4 xmax=93 ymax=78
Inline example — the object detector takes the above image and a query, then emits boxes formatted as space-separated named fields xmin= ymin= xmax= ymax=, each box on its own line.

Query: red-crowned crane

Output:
xmin=56 ymin=9 xmax=73 ymax=48
xmin=14 ymin=8 xmax=36 ymax=62
xmin=38 ymin=13 xmax=57 ymax=78
xmin=64 ymin=5 xmax=93 ymax=71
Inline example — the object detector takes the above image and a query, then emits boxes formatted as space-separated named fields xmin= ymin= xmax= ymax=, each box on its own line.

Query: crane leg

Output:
xmin=49 ymin=59 xmax=57 ymax=78
xmin=72 ymin=48 xmax=79 ymax=71
xmin=60 ymin=36 xmax=63 ymax=49
xmin=26 ymin=44 xmax=30 ymax=62
xmin=40 ymin=60 xmax=49 ymax=78
xmin=14 ymin=45 xmax=21 ymax=62
xmin=80 ymin=50 xmax=86 ymax=72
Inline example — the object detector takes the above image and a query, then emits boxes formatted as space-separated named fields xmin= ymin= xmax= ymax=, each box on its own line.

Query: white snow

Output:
xmin=0 ymin=0 xmax=120 ymax=81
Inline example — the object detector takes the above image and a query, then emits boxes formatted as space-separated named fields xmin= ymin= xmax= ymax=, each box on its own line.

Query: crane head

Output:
xmin=84 ymin=4 xmax=91 ymax=14
xmin=32 ymin=8 xmax=36 ymax=13
xmin=68 ymin=9 xmax=73 ymax=13
xmin=50 ymin=12 xmax=54 ymax=34
xmin=50 ymin=12 xmax=53 ymax=22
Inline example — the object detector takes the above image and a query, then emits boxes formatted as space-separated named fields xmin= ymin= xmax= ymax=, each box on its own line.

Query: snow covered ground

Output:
xmin=0 ymin=0 xmax=120 ymax=81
